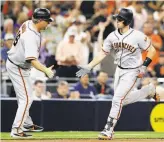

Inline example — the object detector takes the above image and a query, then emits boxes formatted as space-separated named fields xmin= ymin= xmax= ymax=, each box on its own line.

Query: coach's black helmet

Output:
xmin=113 ymin=8 xmax=133 ymax=26
xmin=33 ymin=8 xmax=54 ymax=22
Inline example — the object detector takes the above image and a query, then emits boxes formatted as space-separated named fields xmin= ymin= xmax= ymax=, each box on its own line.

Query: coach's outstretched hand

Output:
xmin=45 ymin=65 xmax=55 ymax=79
xmin=76 ymin=66 xmax=91 ymax=77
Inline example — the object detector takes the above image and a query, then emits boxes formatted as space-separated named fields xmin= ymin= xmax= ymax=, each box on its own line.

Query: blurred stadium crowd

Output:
xmin=1 ymin=0 xmax=164 ymax=100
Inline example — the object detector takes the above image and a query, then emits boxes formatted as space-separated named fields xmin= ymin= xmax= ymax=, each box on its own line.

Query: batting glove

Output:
xmin=45 ymin=65 xmax=55 ymax=79
xmin=76 ymin=66 xmax=91 ymax=77
xmin=138 ymin=65 xmax=147 ymax=78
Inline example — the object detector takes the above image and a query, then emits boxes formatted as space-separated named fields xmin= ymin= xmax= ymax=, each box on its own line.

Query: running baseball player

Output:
xmin=6 ymin=8 xmax=54 ymax=138
xmin=76 ymin=8 xmax=160 ymax=140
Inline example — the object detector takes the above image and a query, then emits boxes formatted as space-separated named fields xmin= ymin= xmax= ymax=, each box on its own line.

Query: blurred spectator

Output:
xmin=106 ymin=1 xmax=116 ymax=15
xmin=49 ymin=5 xmax=67 ymax=31
xmin=92 ymin=18 xmax=115 ymax=73
xmin=73 ymin=74 xmax=97 ymax=98
xmin=69 ymin=91 xmax=80 ymax=99
xmin=80 ymin=1 xmax=95 ymax=19
xmin=52 ymin=81 xmax=70 ymax=99
xmin=33 ymin=80 xmax=52 ymax=100
xmin=116 ymin=1 xmax=132 ymax=9
xmin=154 ymin=4 xmax=164 ymax=22
xmin=1 ymin=33 xmax=14 ymax=72
xmin=147 ymin=13 xmax=155 ymax=23
xmin=128 ymin=1 xmax=148 ymax=31
xmin=63 ymin=12 xmax=89 ymax=65
xmin=2 ymin=18 xmax=14 ymax=39
xmin=142 ymin=22 xmax=163 ymax=70
xmin=145 ymin=1 xmax=164 ymax=13
xmin=102 ymin=17 xmax=115 ymax=40
xmin=64 ymin=16 xmax=86 ymax=42
xmin=154 ymin=52 xmax=164 ymax=78
xmin=155 ymin=4 xmax=164 ymax=50
xmin=64 ymin=16 xmax=90 ymax=65
xmin=94 ymin=71 xmax=114 ymax=95
xmin=90 ymin=3 xmax=115 ymax=41
xmin=9 ymin=2 xmax=22 ymax=24
xmin=147 ymin=13 xmax=159 ymax=32
xmin=56 ymin=30 xmax=84 ymax=78
xmin=17 ymin=12 xmax=28 ymax=27
xmin=1 ymin=33 xmax=14 ymax=61
xmin=92 ymin=22 xmax=106 ymax=73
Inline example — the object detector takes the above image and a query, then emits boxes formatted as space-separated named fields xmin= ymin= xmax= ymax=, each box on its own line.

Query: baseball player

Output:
xmin=6 ymin=8 xmax=54 ymax=138
xmin=76 ymin=8 xmax=160 ymax=140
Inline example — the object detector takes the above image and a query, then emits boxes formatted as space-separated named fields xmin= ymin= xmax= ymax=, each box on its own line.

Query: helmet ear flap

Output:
xmin=123 ymin=20 xmax=130 ymax=26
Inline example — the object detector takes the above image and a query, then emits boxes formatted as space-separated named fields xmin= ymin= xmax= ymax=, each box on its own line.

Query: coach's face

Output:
xmin=39 ymin=20 xmax=50 ymax=30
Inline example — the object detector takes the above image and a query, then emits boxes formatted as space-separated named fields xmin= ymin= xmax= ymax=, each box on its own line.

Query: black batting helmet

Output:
xmin=113 ymin=8 xmax=133 ymax=26
xmin=33 ymin=8 xmax=54 ymax=22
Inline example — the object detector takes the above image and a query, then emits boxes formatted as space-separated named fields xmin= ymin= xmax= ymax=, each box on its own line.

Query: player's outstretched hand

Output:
xmin=76 ymin=66 xmax=91 ymax=78
xmin=138 ymin=65 xmax=147 ymax=78
xmin=45 ymin=65 xmax=55 ymax=79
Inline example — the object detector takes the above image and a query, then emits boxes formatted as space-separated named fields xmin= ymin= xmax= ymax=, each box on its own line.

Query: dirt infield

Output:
xmin=2 ymin=139 xmax=164 ymax=142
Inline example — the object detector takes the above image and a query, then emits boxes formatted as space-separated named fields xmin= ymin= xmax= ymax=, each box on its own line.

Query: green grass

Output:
xmin=1 ymin=131 xmax=164 ymax=140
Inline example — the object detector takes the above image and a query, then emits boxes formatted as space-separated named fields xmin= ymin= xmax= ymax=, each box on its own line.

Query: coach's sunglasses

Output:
xmin=44 ymin=19 xmax=51 ymax=23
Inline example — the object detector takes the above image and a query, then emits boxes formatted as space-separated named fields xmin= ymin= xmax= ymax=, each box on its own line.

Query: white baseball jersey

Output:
xmin=100 ymin=28 xmax=155 ymax=138
xmin=7 ymin=20 xmax=41 ymax=69
xmin=6 ymin=20 xmax=42 ymax=133
xmin=102 ymin=28 xmax=151 ymax=68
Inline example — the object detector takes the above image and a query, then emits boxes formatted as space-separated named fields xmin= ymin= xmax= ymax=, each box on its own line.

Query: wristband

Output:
xmin=143 ymin=57 xmax=152 ymax=67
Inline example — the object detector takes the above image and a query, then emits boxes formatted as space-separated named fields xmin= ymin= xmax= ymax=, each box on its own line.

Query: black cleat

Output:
xmin=23 ymin=124 xmax=44 ymax=132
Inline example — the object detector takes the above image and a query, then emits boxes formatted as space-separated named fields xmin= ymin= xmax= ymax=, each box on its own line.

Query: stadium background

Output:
xmin=1 ymin=0 xmax=164 ymax=138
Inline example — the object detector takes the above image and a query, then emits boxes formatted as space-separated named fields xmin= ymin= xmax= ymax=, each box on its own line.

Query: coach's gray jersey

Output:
xmin=7 ymin=20 xmax=41 ymax=69
xmin=102 ymin=28 xmax=151 ymax=68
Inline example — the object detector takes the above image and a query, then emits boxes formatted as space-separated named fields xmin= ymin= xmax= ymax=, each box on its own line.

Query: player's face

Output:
xmin=116 ymin=17 xmax=125 ymax=29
